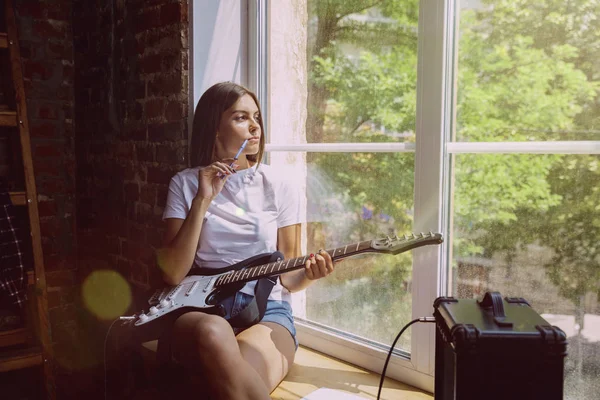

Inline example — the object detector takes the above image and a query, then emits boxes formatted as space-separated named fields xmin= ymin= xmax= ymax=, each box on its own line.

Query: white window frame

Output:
xmin=249 ymin=0 xmax=455 ymax=392
xmin=195 ymin=0 xmax=600 ymax=394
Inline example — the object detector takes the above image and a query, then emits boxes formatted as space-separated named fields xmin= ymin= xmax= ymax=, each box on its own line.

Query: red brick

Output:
xmin=40 ymin=216 xmax=60 ymax=236
xmin=34 ymin=143 xmax=62 ymax=158
xmin=165 ymin=100 xmax=183 ymax=121
xmin=130 ymin=260 xmax=149 ymax=285
xmin=156 ymin=143 xmax=186 ymax=164
xmin=141 ymin=53 xmax=162 ymax=74
xmin=156 ymin=186 xmax=168 ymax=207
xmin=37 ymin=103 xmax=59 ymax=120
xmin=116 ymin=142 xmax=134 ymax=158
xmin=145 ymin=98 xmax=165 ymax=119
xmin=39 ymin=177 xmax=67 ymax=195
xmin=135 ymin=143 xmax=154 ymax=162
xmin=124 ymin=182 xmax=139 ymax=202
xmin=38 ymin=199 xmax=57 ymax=218
xmin=160 ymin=2 xmax=185 ymax=27
xmin=46 ymin=270 xmax=77 ymax=288
xmin=148 ymin=73 xmax=183 ymax=96
xmin=35 ymin=158 xmax=62 ymax=176
xmin=147 ymin=165 xmax=178 ymax=185
xmin=24 ymin=60 xmax=52 ymax=81
xmin=17 ymin=2 xmax=46 ymax=19
xmin=47 ymin=40 xmax=73 ymax=60
xmin=148 ymin=121 xmax=183 ymax=142
xmin=135 ymin=8 xmax=161 ymax=33
xmin=123 ymin=163 xmax=147 ymax=181
xmin=47 ymin=290 xmax=62 ymax=308
xmin=30 ymin=122 xmax=59 ymax=139
xmin=47 ymin=3 xmax=71 ymax=21
xmin=32 ymin=19 xmax=68 ymax=40
xmin=140 ymin=185 xmax=156 ymax=205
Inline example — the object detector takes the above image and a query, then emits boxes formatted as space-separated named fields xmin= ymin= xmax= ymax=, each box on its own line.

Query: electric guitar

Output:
xmin=128 ymin=232 xmax=443 ymax=339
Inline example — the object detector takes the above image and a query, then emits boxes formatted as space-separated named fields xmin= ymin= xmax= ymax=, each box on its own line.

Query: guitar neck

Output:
xmin=214 ymin=240 xmax=373 ymax=288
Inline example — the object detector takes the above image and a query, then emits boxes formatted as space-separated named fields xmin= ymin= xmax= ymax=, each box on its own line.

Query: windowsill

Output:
xmin=139 ymin=341 xmax=433 ymax=399
xmin=271 ymin=345 xmax=433 ymax=400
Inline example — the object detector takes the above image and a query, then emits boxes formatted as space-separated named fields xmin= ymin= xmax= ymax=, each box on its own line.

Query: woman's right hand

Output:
xmin=195 ymin=159 xmax=238 ymax=201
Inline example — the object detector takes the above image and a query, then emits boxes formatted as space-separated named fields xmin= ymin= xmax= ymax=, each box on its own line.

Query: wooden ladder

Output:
xmin=0 ymin=0 xmax=54 ymax=398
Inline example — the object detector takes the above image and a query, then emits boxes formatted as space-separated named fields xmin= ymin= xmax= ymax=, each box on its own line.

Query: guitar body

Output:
xmin=132 ymin=252 xmax=281 ymax=342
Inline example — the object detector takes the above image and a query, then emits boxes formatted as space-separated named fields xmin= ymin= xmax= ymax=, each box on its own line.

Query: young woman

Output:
xmin=158 ymin=82 xmax=335 ymax=399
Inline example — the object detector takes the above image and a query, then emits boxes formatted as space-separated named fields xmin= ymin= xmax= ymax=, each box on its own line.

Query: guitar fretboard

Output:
xmin=214 ymin=240 xmax=373 ymax=288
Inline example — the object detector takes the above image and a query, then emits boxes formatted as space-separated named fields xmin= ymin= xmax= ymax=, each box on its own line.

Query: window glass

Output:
xmin=457 ymin=0 xmax=600 ymax=142
xmin=283 ymin=151 xmax=415 ymax=351
xmin=306 ymin=1 xmax=419 ymax=144
xmin=451 ymin=153 xmax=600 ymax=399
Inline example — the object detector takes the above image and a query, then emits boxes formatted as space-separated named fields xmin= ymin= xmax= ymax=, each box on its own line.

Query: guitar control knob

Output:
xmin=159 ymin=298 xmax=172 ymax=308
xmin=148 ymin=306 xmax=159 ymax=315
xmin=138 ymin=313 xmax=149 ymax=322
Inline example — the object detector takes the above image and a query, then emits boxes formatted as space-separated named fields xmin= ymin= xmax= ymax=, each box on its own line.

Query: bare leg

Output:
xmin=170 ymin=312 xmax=294 ymax=400
xmin=236 ymin=322 xmax=296 ymax=392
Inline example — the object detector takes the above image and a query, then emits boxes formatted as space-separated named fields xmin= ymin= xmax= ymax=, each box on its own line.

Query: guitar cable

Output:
xmin=104 ymin=316 xmax=135 ymax=400
xmin=377 ymin=316 xmax=436 ymax=400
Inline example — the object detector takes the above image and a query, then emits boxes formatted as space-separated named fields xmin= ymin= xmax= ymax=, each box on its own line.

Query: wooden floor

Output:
xmin=271 ymin=346 xmax=433 ymax=400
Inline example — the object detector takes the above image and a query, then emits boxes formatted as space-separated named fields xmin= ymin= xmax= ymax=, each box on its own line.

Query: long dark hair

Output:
xmin=190 ymin=82 xmax=265 ymax=168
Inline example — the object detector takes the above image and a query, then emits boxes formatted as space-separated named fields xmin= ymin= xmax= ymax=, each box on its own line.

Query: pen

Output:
xmin=219 ymin=139 xmax=249 ymax=179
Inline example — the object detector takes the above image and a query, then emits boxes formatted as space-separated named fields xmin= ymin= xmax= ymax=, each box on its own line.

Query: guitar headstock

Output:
xmin=370 ymin=232 xmax=443 ymax=255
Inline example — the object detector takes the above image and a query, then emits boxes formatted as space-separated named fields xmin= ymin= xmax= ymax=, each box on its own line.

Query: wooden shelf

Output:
xmin=9 ymin=191 xmax=26 ymax=206
xmin=0 ymin=110 xmax=18 ymax=126
xmin=0 ymin=346 xmax=43 ymax=373
xmin=0 ymin=32 xmax=7 ymax=48
xmin=0 ymin=328 xmax=28 ymax=347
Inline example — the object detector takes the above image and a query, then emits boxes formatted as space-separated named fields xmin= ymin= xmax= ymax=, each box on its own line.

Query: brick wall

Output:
xmin=13 ymin=0 xmax=189 ymax=398
xmin=71 ymin=0 xmax=188 ymax=396
xmin=72 ymin=0 xmax=188 ymax=288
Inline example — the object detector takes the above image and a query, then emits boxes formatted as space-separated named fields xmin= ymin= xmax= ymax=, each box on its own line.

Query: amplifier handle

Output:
xmin=478 ymin=291 xmax=514 ymax=328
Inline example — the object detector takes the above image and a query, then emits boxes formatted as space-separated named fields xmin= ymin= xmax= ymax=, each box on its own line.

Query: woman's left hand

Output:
xmin=304 ymin=249 xmax=335 ymax=280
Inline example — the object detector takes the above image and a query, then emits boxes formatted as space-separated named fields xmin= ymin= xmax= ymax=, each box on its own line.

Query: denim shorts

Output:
xmin=225 ymin=291 xmax=298 ymax=349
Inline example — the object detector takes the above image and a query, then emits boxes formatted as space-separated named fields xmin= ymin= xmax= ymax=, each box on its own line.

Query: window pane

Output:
xmin=306 ymin=1 xmax=419 ymax=144
xmin=456 ymin=1 xmax=600 ymax=142
xmin=451 ymin=154 xmax=600 ymax=400
xmin=285 ymin=151 xmax=415 ymax=351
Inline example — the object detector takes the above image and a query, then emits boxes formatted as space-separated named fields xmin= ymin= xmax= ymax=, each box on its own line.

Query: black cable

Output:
xmin=104 ymin=316 xmax=135 ymax=400
xmin=377 ymin=316 xmax=436 ymax=400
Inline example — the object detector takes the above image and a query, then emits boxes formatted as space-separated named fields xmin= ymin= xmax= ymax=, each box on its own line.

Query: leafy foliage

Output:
xmin=306 ymin=0 xmax=599 ymax=310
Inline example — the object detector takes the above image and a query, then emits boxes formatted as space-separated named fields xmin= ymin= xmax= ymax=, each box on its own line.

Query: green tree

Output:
xmin=457 ymin=0 xmax=600 ymax=303
xmin=306 ymin=0 xmax=599 ymax=309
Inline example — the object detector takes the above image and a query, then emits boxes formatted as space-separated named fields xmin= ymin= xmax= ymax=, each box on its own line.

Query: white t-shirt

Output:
xmin=162 ymin=163 xmax=303 ymax=303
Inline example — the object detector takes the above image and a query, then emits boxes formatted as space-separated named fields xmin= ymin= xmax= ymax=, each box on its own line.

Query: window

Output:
xmin=260 ymin=1 xmax=600 ymax=397
xmin=451 ymin=1 xmax=600 ymax=398
xmin=191 ymin=0 xmax=600 ymax=396
xmin=265 ymin=0 xmax=438 ymax=391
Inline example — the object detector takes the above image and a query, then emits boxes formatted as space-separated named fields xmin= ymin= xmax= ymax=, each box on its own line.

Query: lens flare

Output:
xmin=82 ymin=270 xmax=131 ymax=320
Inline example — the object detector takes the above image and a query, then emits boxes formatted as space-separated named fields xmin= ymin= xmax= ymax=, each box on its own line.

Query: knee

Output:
xmin=187 ymin=314 xmax=235 ymax=355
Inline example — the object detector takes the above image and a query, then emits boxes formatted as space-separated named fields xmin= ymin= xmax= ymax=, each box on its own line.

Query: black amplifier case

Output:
xmin=433 ymin=292 xmax=567 ymax=400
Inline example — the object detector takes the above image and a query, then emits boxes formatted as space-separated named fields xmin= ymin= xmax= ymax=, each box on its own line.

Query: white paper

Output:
xmin=301 ymin=388 xmax=366 ymax=400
